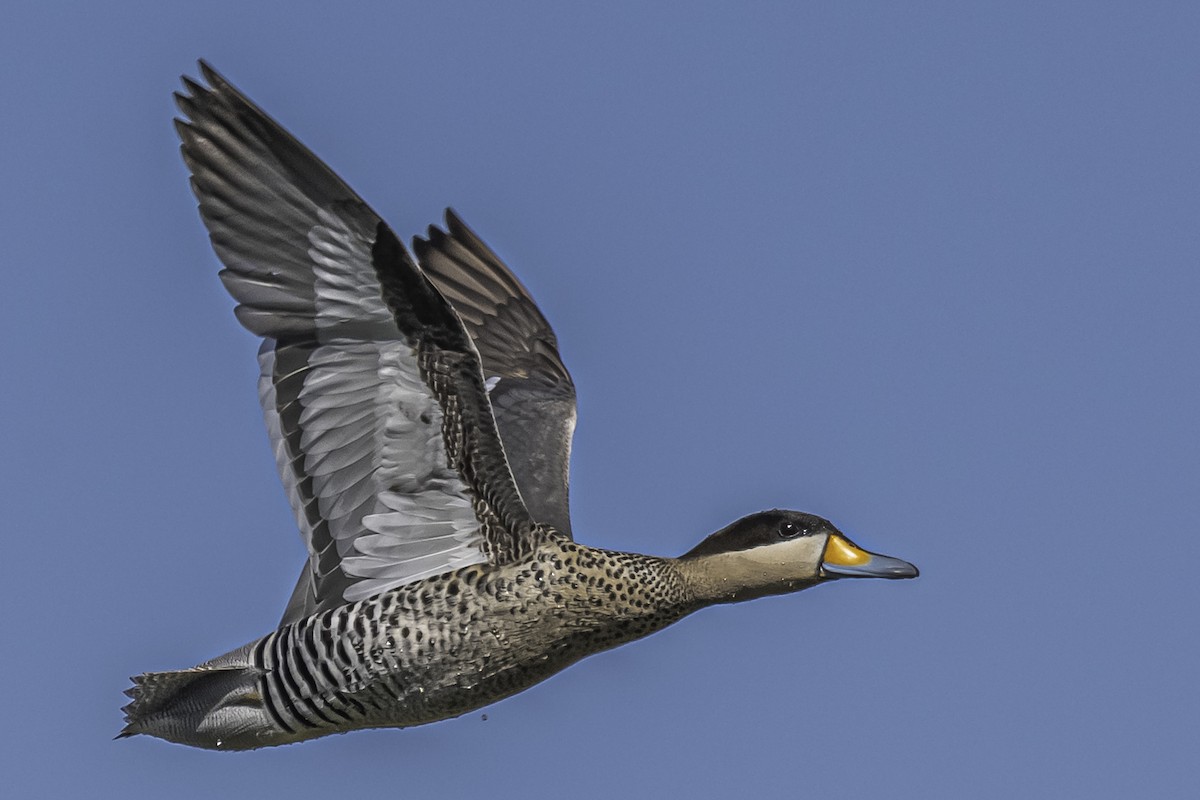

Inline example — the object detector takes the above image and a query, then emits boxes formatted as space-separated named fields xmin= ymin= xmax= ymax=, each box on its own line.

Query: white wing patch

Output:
xmin=258 ymin=337 xmax=486 ymax=607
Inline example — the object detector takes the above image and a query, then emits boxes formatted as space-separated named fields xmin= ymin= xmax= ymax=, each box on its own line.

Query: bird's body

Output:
xmin=121 ymin=63 xmax=917 ymax=750
xmin=129 ymin=538 xmax=694 ymax=749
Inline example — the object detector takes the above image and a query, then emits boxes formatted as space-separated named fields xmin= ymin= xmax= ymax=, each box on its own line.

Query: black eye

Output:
xmin=778 ymin=520 xmax=806 ymax=539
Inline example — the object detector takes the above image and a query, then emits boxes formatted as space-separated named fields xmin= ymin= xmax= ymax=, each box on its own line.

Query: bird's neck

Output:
xmin=673 ymin=550 xmax=819 ymax=606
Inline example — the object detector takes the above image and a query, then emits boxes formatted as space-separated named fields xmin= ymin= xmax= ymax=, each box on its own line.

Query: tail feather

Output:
xmin=119 ymin=665 xmax=269 ymax=749
xmin=121 ymin=669 xmax=213 ymax=728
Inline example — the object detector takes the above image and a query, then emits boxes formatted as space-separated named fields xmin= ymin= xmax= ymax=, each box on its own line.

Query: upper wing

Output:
xmin=175 ymin=62 xmax=542 ymax=624
xmin=414 ymin=211 xmax=577 ymax=536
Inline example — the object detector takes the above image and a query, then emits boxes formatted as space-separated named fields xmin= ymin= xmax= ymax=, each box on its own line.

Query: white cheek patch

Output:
xmin=716 ymin=535 xmax=827 ymax=585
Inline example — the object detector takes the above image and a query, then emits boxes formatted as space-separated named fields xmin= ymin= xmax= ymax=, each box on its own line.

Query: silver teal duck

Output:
xmin=119 ymin=62 xmax=918 ymax=751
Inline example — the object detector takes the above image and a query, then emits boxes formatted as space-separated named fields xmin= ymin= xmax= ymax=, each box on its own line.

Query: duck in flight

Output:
xmin=120 ymin=62 xmax=918 ymax=750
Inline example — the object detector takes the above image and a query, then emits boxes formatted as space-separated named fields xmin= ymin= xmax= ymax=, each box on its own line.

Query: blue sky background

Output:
xmin=3 ymin=2 xmax=1198 ymax=797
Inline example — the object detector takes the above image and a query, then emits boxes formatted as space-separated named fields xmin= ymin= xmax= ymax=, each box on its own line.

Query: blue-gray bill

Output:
xmin=822 ymin=551 xmax=919 ymax=579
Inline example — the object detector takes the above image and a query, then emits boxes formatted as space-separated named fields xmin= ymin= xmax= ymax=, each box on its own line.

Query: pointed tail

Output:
xmin=119 ymin=665 xmax=271 ymax=750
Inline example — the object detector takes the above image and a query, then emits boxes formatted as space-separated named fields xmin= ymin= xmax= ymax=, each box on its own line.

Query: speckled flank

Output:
xmin=234 ymin=534 xmax=695 ymax=749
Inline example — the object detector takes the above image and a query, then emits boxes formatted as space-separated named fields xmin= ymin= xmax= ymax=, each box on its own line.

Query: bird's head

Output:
xmin=677 ymin=509 xmax=918 ymax=604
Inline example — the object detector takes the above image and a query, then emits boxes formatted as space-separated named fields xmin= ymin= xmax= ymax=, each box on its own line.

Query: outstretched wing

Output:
xmin=415 ymin=211 xmax=577 ymax=536
xmin=175 ymin=62 xmax=541 ymax=625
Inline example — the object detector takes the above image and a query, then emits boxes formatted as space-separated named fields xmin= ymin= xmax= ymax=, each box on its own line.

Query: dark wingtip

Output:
xmin=414 ymin=211 xmax=462 ymax=257
xmin=179 ymin=74 xmax=206 ymax=98
xmin=197 ymin=59 xmax=225 ymax=88
xmin=411 ymin=233 xmax=430 ymax=258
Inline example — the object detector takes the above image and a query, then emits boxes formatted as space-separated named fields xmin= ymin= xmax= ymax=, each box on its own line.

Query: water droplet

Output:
xmin=215 ymin=739 xmax=224 ymax=748
xmin=481 ymin=714 xmax=488 ymax=722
